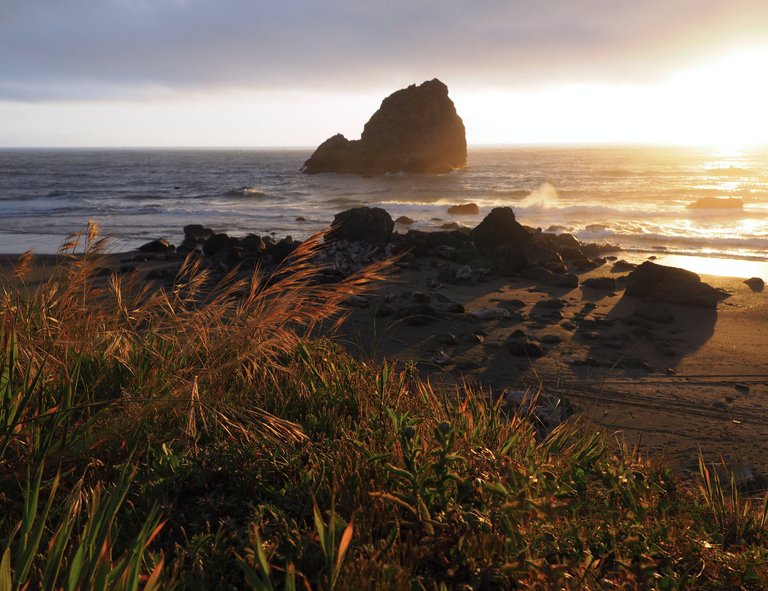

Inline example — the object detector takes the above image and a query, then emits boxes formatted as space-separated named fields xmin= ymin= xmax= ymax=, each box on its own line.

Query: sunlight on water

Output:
xmin=650 ymin=254 xmax=768 ymax=279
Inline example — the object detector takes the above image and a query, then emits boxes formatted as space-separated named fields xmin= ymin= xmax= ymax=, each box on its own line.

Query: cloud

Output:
xmin=2 ymin=0 xmax=768 ymax=100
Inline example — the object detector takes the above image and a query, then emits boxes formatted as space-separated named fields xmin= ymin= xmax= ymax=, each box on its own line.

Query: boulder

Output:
xmin=327 ymin=207 xmax=394 ymax=246
xmin=447 ymin=203 xmax=479 ymax=215
xmin=625 ymin=261 xmax=727 ymax=308
xmin=183 ymin=224 xmax=214 ymax=242
xmin=138 ymin=238 xmax=174 ymax=253
xmin=203 ymin=233 xmax=233 ymax=256
xmin=395 ymin=215 xmax=415 ymax=225
xmin=302 ymin=79 xmax=466 ymax=175
xmin=469 ymin=207 xmax=531 ymax=251
xmin=745 ymin=277 xmax=765 ymax=292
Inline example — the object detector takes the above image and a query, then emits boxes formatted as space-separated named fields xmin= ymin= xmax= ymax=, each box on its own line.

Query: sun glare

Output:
xmin=458 ymin=48 xmax=768 ymax=148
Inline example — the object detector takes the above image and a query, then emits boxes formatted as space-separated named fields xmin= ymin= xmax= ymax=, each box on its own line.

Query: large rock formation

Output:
xmin=302 ymin=79 xmax=467 ymax=175
xmin=625 ymin=261 xmax=728 ymax=308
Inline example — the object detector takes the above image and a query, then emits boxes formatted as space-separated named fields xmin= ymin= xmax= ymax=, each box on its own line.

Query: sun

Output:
xmin=660 ymin=48 xmax=768 ymax=149
xmin=456 ymin=47 xmax=768 ymax=147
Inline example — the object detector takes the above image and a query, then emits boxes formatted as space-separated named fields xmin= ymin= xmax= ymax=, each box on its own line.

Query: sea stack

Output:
xmin=302 ymin=79 xmax=467 ymax=175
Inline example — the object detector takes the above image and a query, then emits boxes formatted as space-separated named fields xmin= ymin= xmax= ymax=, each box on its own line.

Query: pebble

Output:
xmin=432 ymin=350 xmax=452 ymax=365
xmin=470 ymin=307 xmax=511 ymax=320
xmin=735 ymin=384 xmax=750 ymax=394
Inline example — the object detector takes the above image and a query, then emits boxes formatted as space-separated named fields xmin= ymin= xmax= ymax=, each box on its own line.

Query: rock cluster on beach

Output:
xmin=302 ymin=79 xmax=467 ymax=175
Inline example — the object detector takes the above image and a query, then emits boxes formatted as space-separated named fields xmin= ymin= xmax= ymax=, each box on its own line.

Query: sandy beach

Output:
xmin=336 ymin=254 xmax=768 ymax=481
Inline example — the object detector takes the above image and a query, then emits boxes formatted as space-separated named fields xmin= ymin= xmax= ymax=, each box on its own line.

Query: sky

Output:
xmin=2 ymin=0 xmax=768 ymax=147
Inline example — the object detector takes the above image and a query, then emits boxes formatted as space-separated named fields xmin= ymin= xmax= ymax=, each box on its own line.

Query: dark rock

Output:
xmin=268 ymin=238 xmax=299 ymax=262
xmin=611 ymin=259 xmax=637 ymax=273
xmin=540 ymin=334 xmax=561 ymax=344
xmin=183 ymin=224 xmax=214 ymax=241
xmin=295 ymin=216 xmax=306 ymax=222
xmin=440 ymin=222 xmax=460 ymax=230
xmin=203 ymin=233 xmax=235 ymax=256
xmin=395 ymin=216 xmax=415 ymax=225
xmin=469 ymin=207 xmax=531 ymax=251
xmin=735 ymin=384 xmax=751 ymax=394
xmin=494 ymin=245 xmax=528 ymax=275
xmin=302 ymin=79 xmax=466 ymax=175
xmin=543 ymin=273 xmax=579 ymax=289
xmin=328 ymin=207 xmax=394 ymax=246
xmin=396 ymin=304 xmax=442 ymax=326
xmin=745 ymin=277 xmax=765 ymax=292
xmin=507 ymin=337 xmax=545 ymax=357
xmin=582 ymin=277 xmax=617 ymax=291
xmin=625 ymin=261 xmax=727 ymax=308
xmin=447 ymin=203 xmax=479 ymax=215
xmin=242 ymin=234 xmax=266 ymax=253
xmin=525 ymin=243 xmax=563 ymax=269
xmin=138 ymin=238 xmax=174 ymax=253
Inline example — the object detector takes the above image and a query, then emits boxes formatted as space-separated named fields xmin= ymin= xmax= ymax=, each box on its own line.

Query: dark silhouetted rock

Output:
xmin=203 ymin=233 xmax=233 ymax=256
xmin=328 ymin=207 xmax=394 ymax=246
xmin=625 ymin=261 xmax=727 ymax=308
xmin=395 ymin=216 xmax=415 ymax=225
xmin=183 ymin=224 xmax=213 ymax=242
xmin=745 ymin=277 xmax=765 ymax=292
xmin=302 ymin=79 xmax=466 ymax=175
xmin=138 ymin=238 xmax=174 ymax=253
xmin=447 ymin=203 xmax=479 ymax=215
xmin=469 ymin=207 xmax=531 ymax=251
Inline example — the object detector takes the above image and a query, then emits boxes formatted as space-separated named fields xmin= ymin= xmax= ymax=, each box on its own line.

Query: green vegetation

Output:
xmin=1 ymin=224 xmax=767 ymax=589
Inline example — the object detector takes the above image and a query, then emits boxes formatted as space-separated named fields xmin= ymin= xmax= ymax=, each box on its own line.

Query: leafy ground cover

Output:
xmin=1 ymin=225 xmax=767 ymax=590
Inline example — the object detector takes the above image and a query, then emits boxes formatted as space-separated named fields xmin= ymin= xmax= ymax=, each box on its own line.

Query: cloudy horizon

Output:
xmin=2 ymin=0 xmax=768 ymax=147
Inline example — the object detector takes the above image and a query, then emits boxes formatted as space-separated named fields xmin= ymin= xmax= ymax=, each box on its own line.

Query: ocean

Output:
xmin=1 ymin=145 xmax=767 ymax=276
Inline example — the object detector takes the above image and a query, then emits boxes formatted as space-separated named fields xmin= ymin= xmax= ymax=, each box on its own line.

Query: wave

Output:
xmin=223 ymin=187 xmax=269 ymax=198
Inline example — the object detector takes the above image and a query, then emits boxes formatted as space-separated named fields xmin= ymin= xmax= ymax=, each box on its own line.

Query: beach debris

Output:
xmin=470 ymin=307 xmax=511 ymax=320
xmin=744 ymin=277 xmax=765 ymax=292
xmin=664 ymin=367 xmax=678 ymax=375
xmin=500 ymin=389 xmax=567 ymax=430
xmin=302 ymin=79 xmax=466 ymax=175
xmin=447 ymin=203 xmax=479 ymax=215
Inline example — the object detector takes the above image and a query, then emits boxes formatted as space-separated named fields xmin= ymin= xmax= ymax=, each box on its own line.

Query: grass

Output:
xmin=1 ymin=222 xmax=768 ymax=589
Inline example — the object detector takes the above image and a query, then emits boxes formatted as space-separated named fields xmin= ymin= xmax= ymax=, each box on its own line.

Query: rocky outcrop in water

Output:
xmin=302 ymin=79 xmax=467 ymax=175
